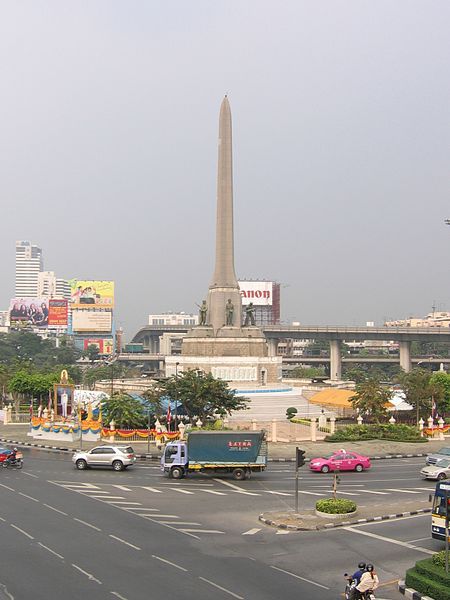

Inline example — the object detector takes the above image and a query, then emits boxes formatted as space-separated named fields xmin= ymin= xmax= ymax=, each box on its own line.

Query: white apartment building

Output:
xmin=15 ymin=241 xmax=43 ymax=297
xmin=148 ymin=312 xmax=198 ymax=326
xmin=37 ymin=271 xmax=70 ymax=299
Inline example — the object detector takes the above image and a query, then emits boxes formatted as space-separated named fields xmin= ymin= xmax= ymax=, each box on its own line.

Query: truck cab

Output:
xmin=161 ymin=441 xmax=188 ymax=479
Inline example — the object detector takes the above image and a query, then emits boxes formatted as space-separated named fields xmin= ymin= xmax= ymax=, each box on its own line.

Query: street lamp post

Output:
xmin=174 ymin=362 xmax=180 ymax=432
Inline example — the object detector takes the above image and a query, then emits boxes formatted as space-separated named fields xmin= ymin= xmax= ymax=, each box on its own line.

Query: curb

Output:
xmin=0 ymin=438 xmax=429 ymax=462
xmin=258 ymin=508 xmax=432 ymax=532
xmin=398 ymin=579 xmax=435 ymax=600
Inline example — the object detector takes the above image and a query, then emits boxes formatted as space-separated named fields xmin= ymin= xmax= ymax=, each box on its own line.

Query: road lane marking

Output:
xmin=384 ymin=489 xmax=422 ymax=494
xmin=126 ymin=507 xmax=159 ymax=512
xmin=18 ymin=492 xmax=39 ymax=502
xmin=10 ymin=524 xmax=34 ymax=539
xmin=171 ymin=488 xmax=194 ymax=494
xmin=142 ymin=486 xmax=162 ymax=493
xmin=298 ymin=490 xmax=326 ymax=496
xmin=213 ymin=478 xmax=259 ymax=495
xmin=104 ymin=501 xmax=142 ymax=505
xmin=199 ymin=576 xmax=243 ymax=599
xmin=58 ymin=483 xmax=100 ymax=489
xmin=343 ymin=527 xmax=434 ymax=554
xmin=109 ymin=534 xmax=141 ymax=550
xmin=0 ymin=517 xmax=6 ymax=522
xmin=358 ymin=490 xmax=389 ymax=495
xmin=38 ymin=542 xmax=64 ymax=560
xmin=275 ymin=530 xmax=290 ymax=535
xmin=112 ymin=485 xmax=132 ymax=491
xmin=145 ymin=514 xmax=180 ymax=519
xmin=81 ymin=490 xmax=111 ymax=495
xmin=90 ymin=495 xmax=126 ymax=500
xmin=263 ymin=491 xmax=292 ymax=496
xmin=23 ymin=472 xmax=38 ymax=478
xmin=338 ymin=491 xmax=360 ymax=496
xmin=270 ymin=565 xmax=329 ymax=590
xmin=159 ymin=521 xmax=201 ymax=525
xmin=242 ymin=528 xmax=261 ymax=535
xmin=152 ymin=555 xmax=188 ymax=572
xmin=406 ymin=537 xmax=430 ymax=543
xmin=180 ymin=529 xmax=225 ymax=534
xmin=200 ymin=489 xmax=227 ymax=496
xmin=0 ymin=484 xmax=15 ymax=492
xmin=72 ymin=564 xmax=102 ymax=584
xmin=43 ymin=504 xmax=68 ymax=516
xmin=111 ymin=592 xmax=129 ymax=600
xmin=74 ymin=518 xmax=102 ymax=531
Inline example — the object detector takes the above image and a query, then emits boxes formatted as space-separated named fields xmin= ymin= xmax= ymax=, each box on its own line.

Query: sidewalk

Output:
xmin=0 ymin=423 xmax=447 ymax=459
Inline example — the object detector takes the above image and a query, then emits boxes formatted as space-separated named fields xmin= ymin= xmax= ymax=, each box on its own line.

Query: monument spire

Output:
xmin=207 ymin=96 xmax=242 ymax=331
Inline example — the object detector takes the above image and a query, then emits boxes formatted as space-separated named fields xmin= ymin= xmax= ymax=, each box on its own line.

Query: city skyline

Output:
xmin=1 ymin=3 xmax=449 ymax=338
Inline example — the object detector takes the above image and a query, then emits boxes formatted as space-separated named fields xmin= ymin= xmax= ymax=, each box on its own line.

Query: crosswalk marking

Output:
xmin=142 ymin=486 xmax=163 ymax=493
xmin=385 ymin=489 xmax=422 ymax=494
xmin=242 ymin=528 xmax=261 ymax=535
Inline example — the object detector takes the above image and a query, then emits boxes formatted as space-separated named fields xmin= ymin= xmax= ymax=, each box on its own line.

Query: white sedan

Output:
xmin=420 ymin=458 xmax=450 ymax=481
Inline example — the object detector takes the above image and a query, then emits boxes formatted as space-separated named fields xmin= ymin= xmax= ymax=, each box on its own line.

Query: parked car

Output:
xmin=0 ymin=448 xmax=13 ymax=463
xmin=421 ymin=458 xmax=450 ymax=481
xmin=426 ymin=447 xmax=450 ymax=465
xmin=309 ymin=450 xmax=371 ymax=473
xmin=72 ymin=445 xmax=136 ymax=471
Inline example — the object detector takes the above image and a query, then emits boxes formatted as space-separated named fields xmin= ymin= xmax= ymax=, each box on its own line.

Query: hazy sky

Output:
xmin=1 ymin=2 xmax=449 ymax=339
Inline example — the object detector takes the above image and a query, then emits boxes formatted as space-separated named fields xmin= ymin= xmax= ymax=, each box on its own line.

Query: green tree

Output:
xmin=84 ymin=344 xmax=100 ymax=363
xmin=396 ymin=368 xmax=442 ymax=422
xmin=429 ymin=372 xmax=450 ymax=416
xmin=350 ymin=377 xmax=392 ymax=423
xmin=103 ymin=393 xmax=146 ymax=428
xmin=155 ymin=369 xmax=249 ymax=422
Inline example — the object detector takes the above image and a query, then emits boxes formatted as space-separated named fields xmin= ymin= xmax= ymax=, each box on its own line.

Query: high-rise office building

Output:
xmin=15 ymin=241 xmax=43 ymax=297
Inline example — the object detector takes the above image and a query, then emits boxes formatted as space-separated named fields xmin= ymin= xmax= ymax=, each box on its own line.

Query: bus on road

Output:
xmin=431 ymin=481 xmax=450 ymax=542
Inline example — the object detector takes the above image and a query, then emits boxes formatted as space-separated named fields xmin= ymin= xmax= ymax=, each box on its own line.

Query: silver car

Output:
xmin=426 ymin=446 xmax=450 ymax=465
xmin=421 ymin=457 xmax=450 ymax=481
xmin=72 ymin=445 xmax=136 ymax=471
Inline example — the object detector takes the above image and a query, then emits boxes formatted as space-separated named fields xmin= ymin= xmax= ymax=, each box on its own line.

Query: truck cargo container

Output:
xmin=161 ymin=431 xmax=267 ymax=480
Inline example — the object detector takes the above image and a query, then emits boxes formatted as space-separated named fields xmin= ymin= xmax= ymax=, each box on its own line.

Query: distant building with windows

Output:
xmin=15 ymin=241 xmax=43 ymax=297
xmin=148 ymin=312 xmax=198 ymax=326
xmin=385 ymin=312 xmax=450 ymax=328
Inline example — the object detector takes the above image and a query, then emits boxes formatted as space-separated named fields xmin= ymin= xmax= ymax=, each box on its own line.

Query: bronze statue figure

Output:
xmin=197 ymin=300 xmax=208 ymax=326
xmin=225 ymin=299 xmax=234 ymax=326
xmin=244 ymin=302 xmax=256 ymax=326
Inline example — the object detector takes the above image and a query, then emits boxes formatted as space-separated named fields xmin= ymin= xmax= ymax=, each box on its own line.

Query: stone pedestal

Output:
xmin=166 ymin=355 xmax=282 ymax=385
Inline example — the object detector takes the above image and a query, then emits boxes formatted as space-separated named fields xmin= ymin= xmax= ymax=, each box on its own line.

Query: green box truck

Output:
xmin=160 ymin=430 xmax=267 ymax=480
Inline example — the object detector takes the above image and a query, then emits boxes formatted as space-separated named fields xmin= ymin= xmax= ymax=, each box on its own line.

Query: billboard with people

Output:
xmin=70 ymin=280 xmax=114 ymax=309
xmin=9 ymin=298 xmax=49 ymax=327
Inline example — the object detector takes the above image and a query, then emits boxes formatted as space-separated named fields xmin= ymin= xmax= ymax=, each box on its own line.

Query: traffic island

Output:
xmin=398 ymin=551 xmax=450 ymax=600
xmin=259 ymin=503 xmax=432 ymax=531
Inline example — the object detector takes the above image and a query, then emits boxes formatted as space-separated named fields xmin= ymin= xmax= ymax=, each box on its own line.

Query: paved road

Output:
xmin=0 ymin=451 xmax=444 ymax=599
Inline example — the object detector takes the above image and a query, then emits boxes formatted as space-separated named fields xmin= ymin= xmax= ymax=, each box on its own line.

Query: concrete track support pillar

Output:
xmin=329 ymin=340 xmax=342 ymax=381
xmin=399 ymin=341 xmax=411 ymax=373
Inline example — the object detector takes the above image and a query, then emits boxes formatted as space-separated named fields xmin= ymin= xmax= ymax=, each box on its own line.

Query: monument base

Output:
xmin=166 ymin=355 xmax=282 ymax=385
xmin=182 ymin=326 xmax=268 ymax=358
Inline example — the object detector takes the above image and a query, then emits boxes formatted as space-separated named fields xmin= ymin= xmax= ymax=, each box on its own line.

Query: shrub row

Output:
xmin=325 ymin=424 xmax=426 ymax=443
xmin=315 ymin=498 xmax=357 ymax=514
xmin=405 ymin=556 xmax=450 ymax=600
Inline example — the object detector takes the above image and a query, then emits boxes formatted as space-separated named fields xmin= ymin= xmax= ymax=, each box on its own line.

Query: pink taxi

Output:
xmin=309 ymin=450 xmax=371 ymax=473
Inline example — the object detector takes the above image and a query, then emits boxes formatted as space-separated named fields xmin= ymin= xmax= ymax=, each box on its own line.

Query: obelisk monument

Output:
xmin=207 ymin=95 xmax=242 ymax=331
xmin=171 ymin=96 xmax=281 ymax=385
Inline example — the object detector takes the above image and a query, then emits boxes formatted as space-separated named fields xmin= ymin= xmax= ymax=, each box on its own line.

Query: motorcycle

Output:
xmin=344 ymin=575 xmax=376 ymax=600
xmin=2 ymin=451 xmax=23 ymax=470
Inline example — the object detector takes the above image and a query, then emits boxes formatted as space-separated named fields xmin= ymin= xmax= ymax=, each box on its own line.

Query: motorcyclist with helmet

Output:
xmin=356 ymin=564 xmax=379 ymax=599
xmin=5 ymin=448 xmax=18 ymax=467
xmin=344 ymin=562 xmax=366 ymax=600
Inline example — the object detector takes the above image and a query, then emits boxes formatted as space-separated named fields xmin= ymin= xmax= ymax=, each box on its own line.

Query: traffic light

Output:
xmin=296 ymin=448 xmax=306 ymax=469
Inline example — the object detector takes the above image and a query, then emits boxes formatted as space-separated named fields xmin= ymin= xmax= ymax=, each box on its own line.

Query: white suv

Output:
xmin=72 ymin=445 xmax=136 ymax=471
